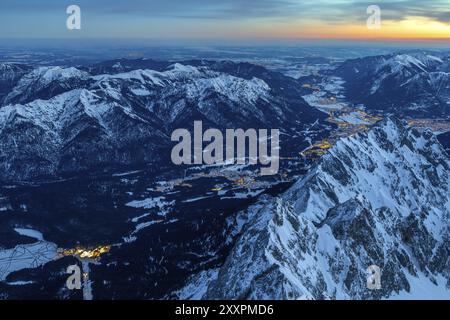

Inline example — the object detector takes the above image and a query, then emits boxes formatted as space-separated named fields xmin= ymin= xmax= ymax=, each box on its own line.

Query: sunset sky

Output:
xmin=1 ymin=0 xmax=449 ymax=42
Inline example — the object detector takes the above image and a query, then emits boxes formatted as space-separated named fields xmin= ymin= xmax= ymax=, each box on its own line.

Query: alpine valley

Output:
xmin=0 ymin=47 xmax=448 ymax=300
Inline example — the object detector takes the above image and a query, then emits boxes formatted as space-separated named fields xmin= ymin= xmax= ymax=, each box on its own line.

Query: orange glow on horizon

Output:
xmin=251 ymin=17 xmax=450 ymax=42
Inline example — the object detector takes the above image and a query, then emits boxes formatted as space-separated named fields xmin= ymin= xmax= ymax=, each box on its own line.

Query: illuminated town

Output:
xmin=59 ymin=245 xmax=111 ymax=260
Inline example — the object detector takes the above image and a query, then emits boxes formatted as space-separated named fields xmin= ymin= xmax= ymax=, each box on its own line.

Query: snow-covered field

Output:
xmin=0 ymin=228 xmax=57 ymax=281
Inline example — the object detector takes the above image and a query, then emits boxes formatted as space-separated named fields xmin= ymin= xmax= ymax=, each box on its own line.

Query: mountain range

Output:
xmin=176 ymin=118 xmax=449 ymax=299
xmin=335 ymin=52 xmax=450 ymax=117
xmin=0 ymin=59 xmax=325 ymax=182
xmin=0 ymin=53 xmax=448 ymax=300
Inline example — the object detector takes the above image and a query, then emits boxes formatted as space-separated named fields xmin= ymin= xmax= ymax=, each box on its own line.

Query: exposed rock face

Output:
xmin=179 ymin=118 xmax=449 ymax=300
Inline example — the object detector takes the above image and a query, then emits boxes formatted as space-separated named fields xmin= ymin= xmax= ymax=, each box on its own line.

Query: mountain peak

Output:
xmin=181 ymin=117 xmax=449 ymax=300
xmin=335 ymin=51 xmax=449 ymax=117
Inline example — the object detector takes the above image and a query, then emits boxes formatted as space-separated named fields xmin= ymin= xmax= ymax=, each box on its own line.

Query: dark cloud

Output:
xmin=1 ymin=0 xmax=448 ymax=24
xmin=0 ymin=0 xmax=304 ymax=19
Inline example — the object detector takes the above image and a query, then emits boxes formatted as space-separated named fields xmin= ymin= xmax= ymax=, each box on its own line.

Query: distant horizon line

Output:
xmin=1 ymin=37 xmax=449 ymax=48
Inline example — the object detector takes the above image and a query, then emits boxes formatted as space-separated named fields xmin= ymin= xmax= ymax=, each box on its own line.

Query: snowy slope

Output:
xmin=336 ymin=52 xmax=450 ymax=116
xmin=0 ymin=60 xmax=326 ymax=182
xmin=0 ymin=63 xmax=32 ymax=103
xmin=4 ymin=66 xmax=90 ymax=105
xmin=179 ymin=118 xmax=450 ymax=300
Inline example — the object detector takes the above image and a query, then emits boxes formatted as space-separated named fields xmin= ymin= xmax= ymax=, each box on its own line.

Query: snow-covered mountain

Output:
xmin=0 ymin=63 xmax=32 ymax=104
xmin=176 ymin=118 xmax=450 ymax=300
xmin=3 ymin=66 xmax=91 ymax=105
xmin=336 ymin=52 xmax=450 ymax=117
xmin=0 ymin=60 xmax=326 ymax=182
